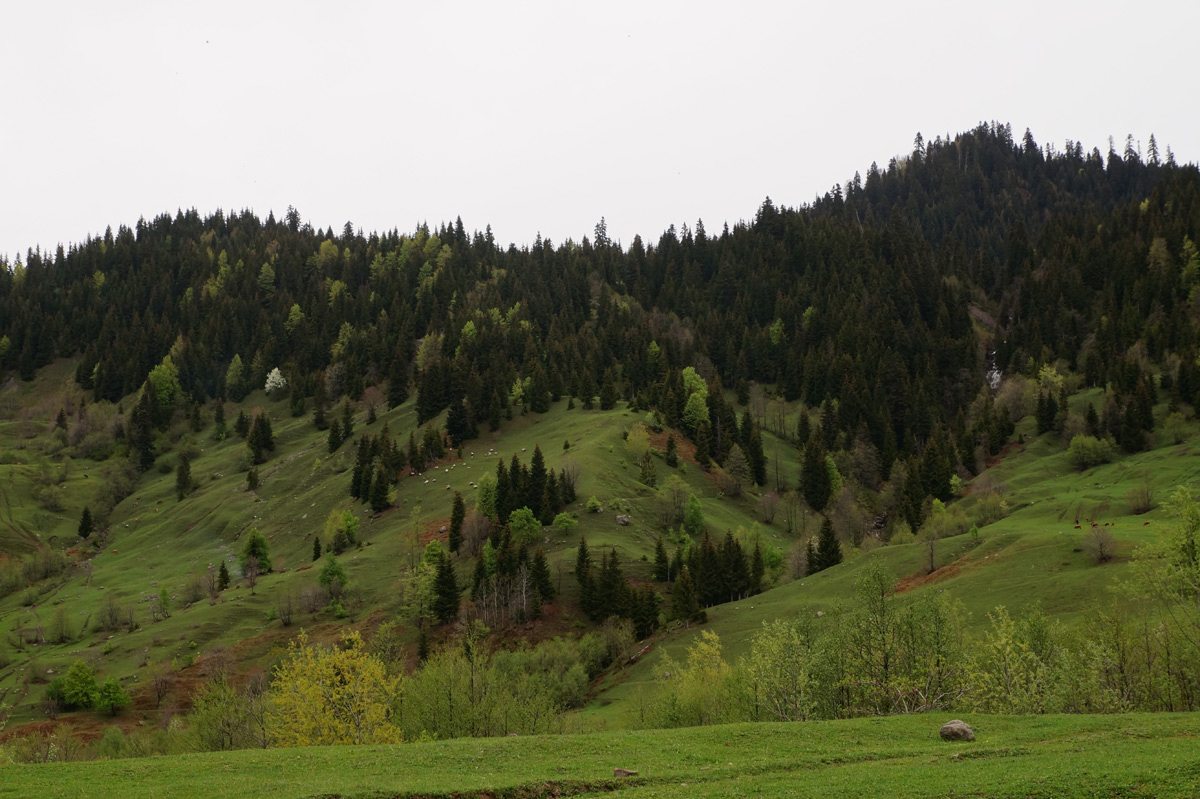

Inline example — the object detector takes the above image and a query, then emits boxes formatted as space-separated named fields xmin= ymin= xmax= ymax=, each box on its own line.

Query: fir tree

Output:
xmin=369 ymin=465 xmax=390 ymax=513
xmin=433 ymin=553 xmax=460 ymax=624
xmin=175 ymin=453 xmax=192 ymax=500
xmin=312 ymin=536 xmax=322 ymax=561
xmin=531 ymin=547 xmax=555 ymax=602
xmin=78 ymin=506 xmax=93 ymax=539
xmin=449 ymin=490 xmax=465 ymax=553
xmin=653 ymin=536 xmax=670 ymax=581
xmin=671 ymin=566 xmax=702 ymax=626
xmin=218 ymin=560 xmax=230 ymax=590
xmin=815 ymin=516 xmax=842 ymax=571
xmin=665 ymin=433 xmax=678 ymax=467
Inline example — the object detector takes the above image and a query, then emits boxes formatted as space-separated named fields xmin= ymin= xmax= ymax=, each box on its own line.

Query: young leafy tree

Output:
xmin=267 ymin=631 xmax=400 ymax=745
xmin=97 ymin=676 xmax=131 ymax=716
xmin=61 ymin=660 xmax=99 ymax=710
xmin=318 ymin=553 xmax=349 ymax=599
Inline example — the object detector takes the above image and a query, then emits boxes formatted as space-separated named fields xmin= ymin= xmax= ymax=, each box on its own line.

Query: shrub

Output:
xmin=1066 ymin=435 xmax=1114 ymax=471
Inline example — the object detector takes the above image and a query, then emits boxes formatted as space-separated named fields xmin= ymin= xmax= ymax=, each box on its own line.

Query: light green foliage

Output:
xmin=147 ymin=354 xmax=181 ymax=410
xmin=422 ymin=540 xmax=444 ymax=566
xmin=682 ymin=392 xmax=709 ymax=434
xmin=257 ymin=262 xmax=276 ymax=294
xmin=683 ymin=495 xmax=704 ymax=537
xmin=624 ymin=422 xmax=651 ymax=458
xmin=644 ymin=631 xmax=743 ymax=728
xmin=97 ymin=676 xmax=131 ymax=715
xmin=1037 ymin=363 xmax=1064 ymax=393
xmin=323 ymin=509 xmax=359 ymax=552
xmin=61 ymin=660 xmax=99 ymax=710
xmin=475 ymin=474 xmax=498 ymax=519
xmin=1067 ymin=435 xmax=1115 ymax=470
xmin=225 ymin=354 xmax=246 ymax=399
xmin=586 ymin=496 xmax=602 ymax=513
xmin=284 ymin=303 xmax=305 ymax=332
xmin=681 ymin=367 xmax=706 ymax=396
xmin=968 ymin=606 xmax=1058 ymax=714
xmin=552 ymin=512 xmax=577 ymax=533
xmin=508 ymin=507 xmax=541 ymax=544
xmin=744 ymin=617 xmax=820 ymax=721
xmin=318 ymin=554 xmax=348 ymax=595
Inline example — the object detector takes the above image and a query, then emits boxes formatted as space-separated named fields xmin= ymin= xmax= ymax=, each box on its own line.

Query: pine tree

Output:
xmin=176 ymin=454 xmax=192 ymax=500
xmin=369 ymin=465 xmax=390 ymax=513
xmin=531 ymin=547 xmax=555 ymax=602
xmin=671 ymin=567 xmax=702 ymax=626
xmin=448 ymin=491 xmax=465 ymax=553
xmin=653 ymin=536 xmax=670 ymax=581
xmin=78 ymin=506 xmax=93 ymax=539
xmin=575 ymin=534 xmax=594 ymax=617
xmin=665 ymin=433 xmax=678 ymax=467
xmin=218 ymin=560 xmax=230 ymax=590
xmin=328 ymin=424 xmax=344 ymax=454
xmin=433 ymin=553 xmax=460 ymax=624
xmin=801 ymin=439 xmax=830 ymax=511
xmin=599 ymin=368 xmax=618 ymax=410
xmin=815 ymin=516 xmax=842 ymax=571
xmin=341 ymin=401 xmax=354 ymax=442
xmin=750 ymin=542 xmax=765 ymax=595
xmin=312 ymin=536 xmax=322 ymax=561
xmin=234 ymin=409 xmax=250 ymax=439
xmin=212 ymin=401 xmax=227 ymax=440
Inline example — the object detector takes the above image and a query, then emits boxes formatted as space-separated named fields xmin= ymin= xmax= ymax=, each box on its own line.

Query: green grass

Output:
xmin=3 ymin=713 xmax=1198 ymax=798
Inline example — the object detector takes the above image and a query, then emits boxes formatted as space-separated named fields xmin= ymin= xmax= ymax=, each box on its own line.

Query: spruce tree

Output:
xmin=665 ymin=433 xmax=678 ymax=467
xmin=671 ymin=567 xmax=701 ymax=626
xmin=449 ymin=491 xmax=465 ymax=553
xmin=531 ymin=547 xmax=555 ymax=602
xmin=77 ymin=506 xmax=93 ymax=539
xmin=218 ymin=560 xmax=230 ymax=590
xmin=369 ymin=466 xmax=390 ymax=513
xmin=575 ymin=534 xmax=594 ymax=618
xmin=175 ymin=454 xmax=192 ymax=500
xmin=433 ymin=553 xmax=460 ymax=624
xmin=312 ymin=536 xmax=322 ymax=561
xmin=653 ymin=536 xmax=670 ymax=581
xmin=815 ymin=516 xmax=842 ymax=571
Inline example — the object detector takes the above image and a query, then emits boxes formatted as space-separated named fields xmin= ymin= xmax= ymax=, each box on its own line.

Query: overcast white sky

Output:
xmin=3 ymin=1 xmax=1197 ymax=262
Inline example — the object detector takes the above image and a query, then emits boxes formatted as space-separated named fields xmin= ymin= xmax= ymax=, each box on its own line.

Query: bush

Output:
xmin=587 ymin=496 xmax=602 ymax=513
xmin=1066 ymin=435 xmax=1114 ymax=471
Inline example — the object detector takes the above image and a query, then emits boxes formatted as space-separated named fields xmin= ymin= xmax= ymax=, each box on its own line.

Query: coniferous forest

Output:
xmin=3 ymin=122 xmax=1200 ymax=765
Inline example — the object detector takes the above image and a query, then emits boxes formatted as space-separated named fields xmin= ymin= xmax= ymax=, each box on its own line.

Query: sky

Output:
xmin=3 ymin=0 xmax=1198 ymax=261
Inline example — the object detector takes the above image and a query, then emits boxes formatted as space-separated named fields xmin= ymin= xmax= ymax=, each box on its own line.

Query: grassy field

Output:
xmin=3 ymin=713 xmax=1198 ymax=798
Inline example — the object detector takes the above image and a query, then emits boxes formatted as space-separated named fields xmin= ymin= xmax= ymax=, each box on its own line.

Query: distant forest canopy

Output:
xmin=2 ymin=122 xmax=1198 ymax=484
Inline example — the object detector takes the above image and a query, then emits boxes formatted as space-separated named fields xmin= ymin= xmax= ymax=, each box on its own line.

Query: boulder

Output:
xmin=939 ymin=719 xmax=974 ymax=741
xmin=613 ymin=768 xmax=638 ymax=778
xmin=616 ymin=515 xmax=630 ymax=526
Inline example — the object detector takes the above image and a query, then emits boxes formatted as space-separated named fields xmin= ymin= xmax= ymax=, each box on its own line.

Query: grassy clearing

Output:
xmin=3 ymin=713 xmax=1198 ymax=799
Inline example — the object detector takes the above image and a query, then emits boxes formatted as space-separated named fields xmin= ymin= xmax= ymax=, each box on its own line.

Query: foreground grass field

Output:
xmin=3 ymin=713 xmax=1198 ymax=799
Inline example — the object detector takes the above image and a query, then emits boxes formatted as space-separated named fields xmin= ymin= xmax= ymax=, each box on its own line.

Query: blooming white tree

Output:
xmin=264 ymin=367 xmax=288 ymax=397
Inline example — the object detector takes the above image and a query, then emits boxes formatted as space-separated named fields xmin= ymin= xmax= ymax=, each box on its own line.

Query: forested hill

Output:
xmin=2 ymin=121 xmax=1198 ymax=485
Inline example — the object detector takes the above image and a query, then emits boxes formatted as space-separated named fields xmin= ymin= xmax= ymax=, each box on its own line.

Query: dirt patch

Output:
xmin=895 ymin=556 xmax=970 ymax=593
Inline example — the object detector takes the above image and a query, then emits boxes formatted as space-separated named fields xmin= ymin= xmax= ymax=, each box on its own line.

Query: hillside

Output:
xmin=2 ymin=123 xmax=1200 ymax=759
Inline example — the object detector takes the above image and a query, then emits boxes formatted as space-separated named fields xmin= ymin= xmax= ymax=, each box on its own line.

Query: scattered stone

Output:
xmin=939 ymin=720 xmax=974 ymax=741
xmin=616 ymin=515 xmax=630 ymax=526
xmin=438 ymin=526 xmax=447 ymax=533
xmin=614 ymin=768 xmax=638 ymax=778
